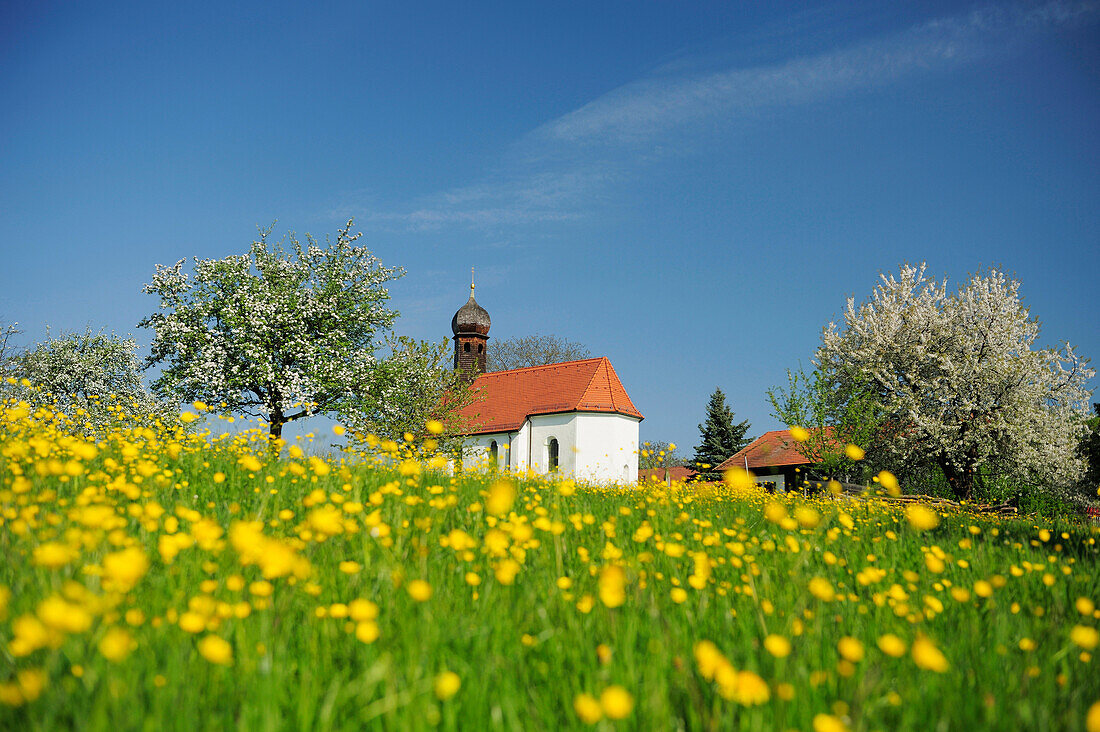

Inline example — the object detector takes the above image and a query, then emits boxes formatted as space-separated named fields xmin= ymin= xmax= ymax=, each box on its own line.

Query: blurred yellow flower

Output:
xmin=600 ymin=685 xmax=634 ymax=719
xmin=599 ymin=565 xmax=626 ymax=608
xmin=434 ymin=671 xmax=461 ymax=700
xmin=355 ymin=621 xmax=379 ymax=644
xmin=794 ymin=506 xmax=821 ymax=529
xmin=877 ymin=634 xmax=907 ymax=657
xmin=32 ymin=542 xmax=77 ymax=569
xmin=837 ymin=636 xmax=865 ymax=662
xmin=102 ymin=547 xmax=150 ymax=592
xmin=197 ymin=635 xmax=233 ymax=666
xmin=1070 ymin=625 xmax=1099 ymax=651
xmin=407 ymin=580 xmax=433 ymax=602
xmin=813 ymin=713 xmax=851 ymax=732
xmin=99 ymin=627 xmax=137 ymax=662
xmin=723 ymin=466 xmax=756 ymax=491
xmin=808 ymin=577 xmax=835 ymax=602
xmin=906 ymin=505 xmax=940 ymax=531
xmin=764 ymin=634 xmax=791 ymax=658
xmin=574 ymin=693 xmax=602 ymax=724
xmin=877 ymin=470 xmax=900 ymax=496
xmin=486 ymin=480 xmax=516 ymax=516
xmin=348 ymin=599 xmax=378 ymax=622
xmin=1087 ymin=700 xmax=1100 ymax=732
xmin=912 ymin=636 xmax=949 ymax=673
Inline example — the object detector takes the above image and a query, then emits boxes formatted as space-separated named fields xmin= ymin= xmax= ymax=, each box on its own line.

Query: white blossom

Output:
xmin=140 ymin=221 xmax=405 ymax=437
xmin=817 ymin=263 xmax=1093 ymax=498
xmin=5 ymin=328 xmax=169 ymax=430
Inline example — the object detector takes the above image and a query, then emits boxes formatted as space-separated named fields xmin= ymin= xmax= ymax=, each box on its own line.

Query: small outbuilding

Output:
xmin=716 ymin=429 xmax=815 ymax=492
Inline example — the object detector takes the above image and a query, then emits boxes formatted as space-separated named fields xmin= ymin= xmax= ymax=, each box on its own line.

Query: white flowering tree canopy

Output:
xmin=817 ymin=263 xmax=1093 ymax=499
xmin=140 ymin=221 xmax=404 ymax=438
xmin=6 ymin=328 xmax=168 ymax=430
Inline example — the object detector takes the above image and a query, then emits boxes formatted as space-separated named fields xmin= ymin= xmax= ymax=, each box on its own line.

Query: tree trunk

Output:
xmin=269 ymin=404 xmax=285 ymax=440
xmin=939 ymin=457 xmax=974 ymax=501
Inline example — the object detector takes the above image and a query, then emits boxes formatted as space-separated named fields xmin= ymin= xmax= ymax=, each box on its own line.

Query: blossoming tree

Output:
xmin=6 ymin=328 xmax=169 ymax=429
xmin=815 ymin=263 xmax=1093 ymax=499
xmin=141 ymin=221 xmax=446 ymax=439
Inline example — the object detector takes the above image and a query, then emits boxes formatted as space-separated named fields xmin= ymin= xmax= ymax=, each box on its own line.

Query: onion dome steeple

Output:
xmin=452 ymin=269 xmax=490 ymax=374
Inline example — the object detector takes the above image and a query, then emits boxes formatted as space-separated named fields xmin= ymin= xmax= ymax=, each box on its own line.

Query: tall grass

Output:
xmin=1 ymin=406 xmax=1098 ymax=730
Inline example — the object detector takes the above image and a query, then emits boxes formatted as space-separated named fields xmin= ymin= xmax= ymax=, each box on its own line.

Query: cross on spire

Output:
xmin=470 ymin=267 xmax=475 ymax=296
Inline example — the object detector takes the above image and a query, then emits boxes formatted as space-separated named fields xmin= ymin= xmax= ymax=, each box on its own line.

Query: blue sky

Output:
xmin=1 ymin=0 xmax=1098 ymax=450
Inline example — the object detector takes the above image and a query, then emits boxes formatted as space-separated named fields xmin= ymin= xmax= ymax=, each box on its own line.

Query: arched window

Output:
xmin=489 ymin=440 xmax=498 ymax=469
xmin=464 ymin=342 xmax=471 ymax=353
xmin=547 ymin=438 xmax=559 ymax=473
xmin=478 ymin=344 xmax=484 ymax=353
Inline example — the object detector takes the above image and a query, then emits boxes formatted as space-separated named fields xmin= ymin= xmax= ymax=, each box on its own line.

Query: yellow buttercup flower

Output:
xmin=837 ymin=636 xmax=865 ymax=662
xmin=813 ymin=713 xmax=851 ymax=732
xmin=877 ymin=470 xmax=900 ymax=496
xmin=197 ymin=635 xmax=233 ymax=666
xmin=723 ymin=466 xmax=756 ymax=491
xmin=694 ymin=640 xmax=728 ymax=680
xmin=574 ymin=693 xmax=602 ymax=724
xmin=99 ymin=627 xmax=137 ymax=662
xmin=1086 ymin=700 xmax=1100 ymax=732
xmin=600 ymin=685 xmax=634 ymax=719
xmin=486 ymin=480 xmax=516 ymax=516
xmin=355 ymin=621 xmax=379 ymax=644
xmin=1070 ymin=625 xmax=1099 ymax=651
xmin=794 ymin=506 xmax=821 ymax=529
xmin=912 ymin=636 xmax=949 ymax=672
xmin=877 ymin=634 xmax=907 ymax=657
xmin=764 ymin=634 xmax=792 ymax=658
xmin=598 ymin=565 xmax=626 ymax=608
xmin=808 ymin=577 xmax=836 ymax=602
xmin=102 ymin=547 xmax=150 ymax=592
xmin=32 ymin=542 xmax=77 ymax=569
xmin=407 ymin=580 xmax=433 ymax=602
xmin=906 ymin=505 xmax=940 ymax=531
xmin=433 ymin=671 xmax=461 ymax=700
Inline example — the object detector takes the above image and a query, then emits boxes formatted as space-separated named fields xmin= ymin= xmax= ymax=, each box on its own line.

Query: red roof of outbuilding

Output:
xmin=457 ymin=357 xmax=643 ymax=435
xmin=638 ymin=466 xmax=697 ymax=483
xmin=716 ymin=429 xmax=815 ymax=471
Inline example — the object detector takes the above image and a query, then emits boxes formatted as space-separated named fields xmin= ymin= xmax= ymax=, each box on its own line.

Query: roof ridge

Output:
xmin=457 ymin=355 xmax=642 ymax=435
xmin=603 ymin=359 xmax=616 ymax=412
xmin=479 ymin=357 xmax=605 ymax=377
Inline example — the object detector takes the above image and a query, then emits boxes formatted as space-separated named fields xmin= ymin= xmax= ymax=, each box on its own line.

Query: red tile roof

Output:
xmin=638 ymin=466 xmax=697 ymax=483
xmin=457 ymin=357 xmax=643 ymax=435
xmin=716 ymin=429 xmax=815 ymax=471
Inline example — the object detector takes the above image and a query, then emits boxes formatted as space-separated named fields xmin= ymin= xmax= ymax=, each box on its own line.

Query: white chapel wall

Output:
xmin=456 ymin=412 xmax=638 ymax=484
xmin=574 ymin=412 xmax=639 ymax=484
xmin=527 ymin=413 xmax=577 ymax=476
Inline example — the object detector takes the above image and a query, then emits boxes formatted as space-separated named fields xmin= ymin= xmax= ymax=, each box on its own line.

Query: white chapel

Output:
xmin=450 ymin=284 xmax=642 ymax=484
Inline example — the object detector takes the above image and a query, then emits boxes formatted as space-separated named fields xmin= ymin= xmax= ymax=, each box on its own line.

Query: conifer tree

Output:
xmin=691 ymin=388 xmax=751 ymax=481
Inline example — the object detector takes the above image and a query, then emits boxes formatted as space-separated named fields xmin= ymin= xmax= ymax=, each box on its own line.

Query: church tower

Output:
xmin=452 ymin=270 xmax=490 ymax=374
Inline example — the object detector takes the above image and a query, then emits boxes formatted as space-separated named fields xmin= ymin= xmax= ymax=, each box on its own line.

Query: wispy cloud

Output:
xmin=337 ymin=1 xmax=1097 ymax=233
xmin=536 ymin=0 xmax=1097 ymax=146
xmin=330 ymin=169 xmax=615 ymax=232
